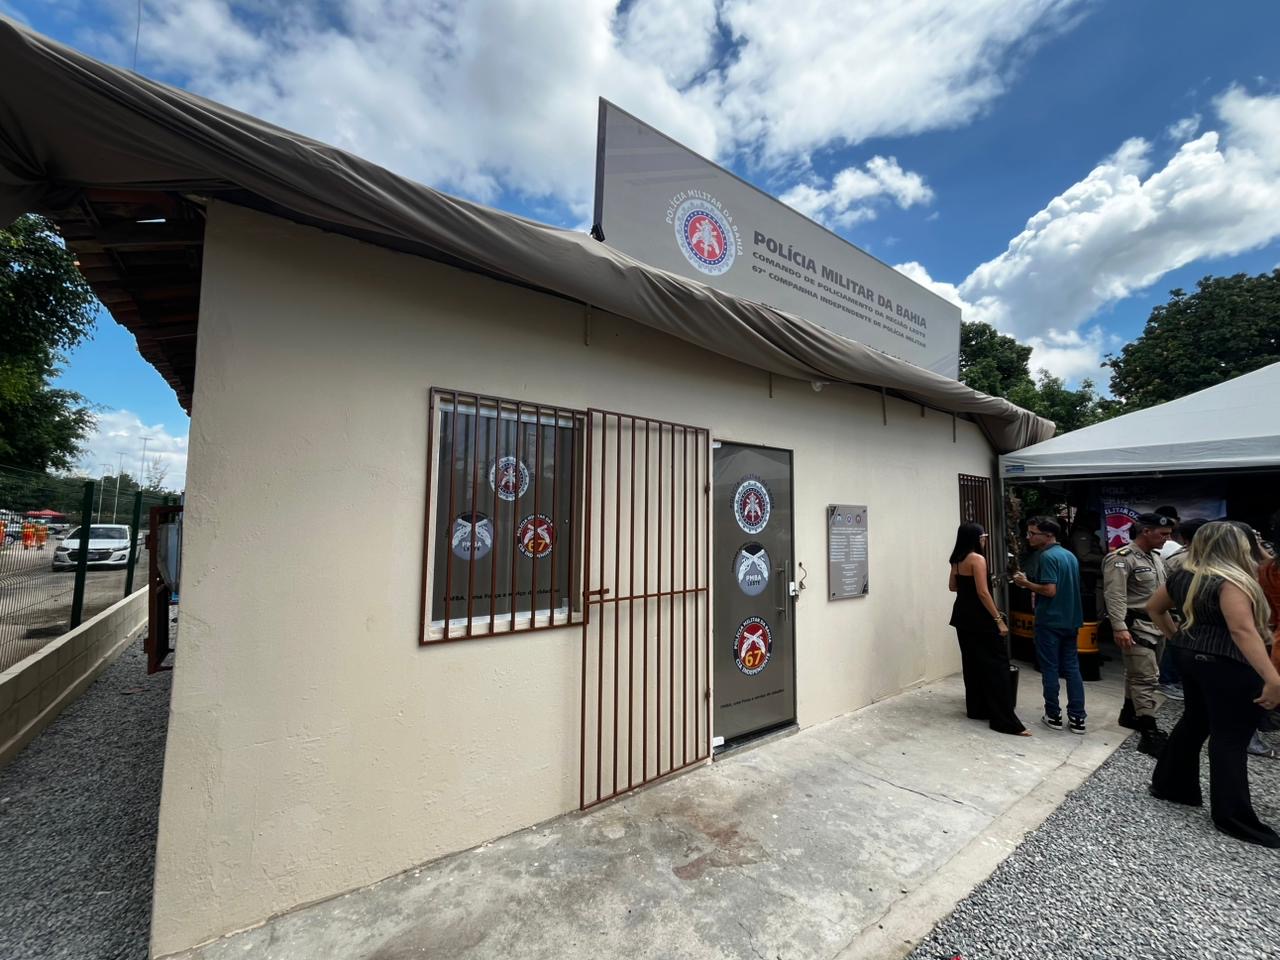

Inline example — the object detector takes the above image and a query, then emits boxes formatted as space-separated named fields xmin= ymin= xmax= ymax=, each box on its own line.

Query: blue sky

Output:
xmin=8 ymin=1 xmax=1280 ymax=489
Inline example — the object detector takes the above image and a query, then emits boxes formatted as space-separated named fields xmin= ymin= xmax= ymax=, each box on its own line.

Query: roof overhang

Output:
xmin=0 ymin=18 xmax=1054 ymax=451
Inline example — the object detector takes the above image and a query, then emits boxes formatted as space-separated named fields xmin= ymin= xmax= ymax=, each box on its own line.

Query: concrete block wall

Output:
xmin=0 ymin=589 xmax=149 ymax=767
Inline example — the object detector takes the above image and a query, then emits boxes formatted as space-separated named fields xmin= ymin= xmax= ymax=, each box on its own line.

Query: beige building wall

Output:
xmin=151 ymin=202 xmax=994 ymax=956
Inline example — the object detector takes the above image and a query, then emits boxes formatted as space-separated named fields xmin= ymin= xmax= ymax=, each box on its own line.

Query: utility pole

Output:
xmin=97 ymin=464 xmax=111 ymax=522
xmin=113 ymin=452 xmax=126 ymax=522
xmin=138 ymin=436 xmax=152 ymax=486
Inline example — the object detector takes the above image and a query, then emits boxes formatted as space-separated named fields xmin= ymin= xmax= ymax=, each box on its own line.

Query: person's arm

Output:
xmin=1146 ymin=585 xmax=1177 ymax=641
xmin=1220 ymin=582 xmax=1280 ymax=709
xmin=1013 ymin=553 xmax=1058 ymax=597
xmin=1102 ymin=557 xmax=1134 ymax=649
xmin=970 ymin=554 xmax=1009 ymax=635
xmin=949 ymin=562 xmax=957 ymax=593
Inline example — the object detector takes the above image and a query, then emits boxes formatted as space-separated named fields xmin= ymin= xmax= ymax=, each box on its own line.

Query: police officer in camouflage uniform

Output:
xmin=1103 ymin=512 xmax=1175 ymax=754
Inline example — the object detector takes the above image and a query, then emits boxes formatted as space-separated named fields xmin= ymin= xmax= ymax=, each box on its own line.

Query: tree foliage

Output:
xmin=959 ymin=320 xmax=1117 ymax=434
xmin=1104 ymin=270 xmax=1280 ymax=409
xmin=0 ymin=214 xmax=98 ymax=471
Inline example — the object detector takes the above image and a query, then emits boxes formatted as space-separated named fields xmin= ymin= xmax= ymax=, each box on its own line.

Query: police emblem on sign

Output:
xmin=734 ymin=542 xmax=770 ymax=597
xmin=488 ymin=456 xmax=530 ymax=501
xmin=673 ymin=196 xmax=737 ymax=276
xmin=733 ymin=477 xmax=772 ymax=535
xmin=733 ymin=616 xmax=772 ymax=676
xmin=450 ymin=512 xmax=493 ymax=561
xmin=516 ymin=513 xmax=554 ymax=559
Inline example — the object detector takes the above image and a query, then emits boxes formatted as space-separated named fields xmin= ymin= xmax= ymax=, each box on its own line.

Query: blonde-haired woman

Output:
xmin=1147 ymin=521 xmax=1280 ymax=847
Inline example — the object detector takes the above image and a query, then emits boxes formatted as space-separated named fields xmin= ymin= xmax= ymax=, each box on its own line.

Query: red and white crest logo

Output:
xmin=516 ymin=513 xmax=554 ymax=559
xmin=733 ymin=616 xmax=772 ymax=676
xmin=673 ymin=195 xmax=737 ymax=276
xmin=1105 ymin=508 xmax=1139 ymax=550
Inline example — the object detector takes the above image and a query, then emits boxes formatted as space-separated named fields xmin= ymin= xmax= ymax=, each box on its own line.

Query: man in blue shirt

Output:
xmin=1012 ymin=516 xmax=1086 ymax=733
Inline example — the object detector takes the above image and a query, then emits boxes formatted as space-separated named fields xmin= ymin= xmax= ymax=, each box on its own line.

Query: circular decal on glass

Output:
xmin=516 ymin=513 xmax=555 ymax=559
xmin=733 ymin=477 xmax=772 ymax=535
xmin=450 ymin=512 xmax=493 ymax=561
xmin=488 ymin=456 xmax=530 ymax=501
xmin=734 ymin=542 xmax=771 ymax=597
xmin=673 ymin=197 xmax=736 ymax=276
xmin=733 ymin=616 xmax=773 ymax=676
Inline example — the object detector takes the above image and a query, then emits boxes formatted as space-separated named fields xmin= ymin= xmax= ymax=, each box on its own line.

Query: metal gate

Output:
xmin=958 ymin=473 xmax=994 ymax=556
xmin=580 ymin=410 xmax=710 ymax=810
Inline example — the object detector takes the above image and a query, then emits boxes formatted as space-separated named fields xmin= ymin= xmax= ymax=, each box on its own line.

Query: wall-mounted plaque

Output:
xmin=828 ymin=505 xmax=869 ymax=599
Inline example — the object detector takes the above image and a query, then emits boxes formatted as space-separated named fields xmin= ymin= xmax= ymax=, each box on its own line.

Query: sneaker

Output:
xmin=1069 ymin=716 xmax=1086 ymax=735
xmin=1247 ymin=732 xmax=1277 ymax=759
xmin=1041 ymin=714 xmax=1065 ymax=732
xmin=1159 ymin=683 xmax=1185 ymax=701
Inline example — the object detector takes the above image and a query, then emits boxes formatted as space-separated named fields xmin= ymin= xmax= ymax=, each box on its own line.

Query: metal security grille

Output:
xmin=422 ymin=389 xmax=585 ymax=643
xmin=580 ymin=410 xmax=710 ymax=810
xmin=958 ymin=473 xmax=994 ymax=556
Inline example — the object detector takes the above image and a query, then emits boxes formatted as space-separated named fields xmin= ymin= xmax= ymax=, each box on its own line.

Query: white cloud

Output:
xmin=1166 ymin=114 xmax=1200 ymax=141
xmin=780 ymin=156 xmax=934 ymax=228
xmin=715 ymin=0 xmax=1085 ymax=165
xmin=64 ymin=0 xmax=1090 ymax=216
xmin=76 ymin=410 xmax=188 ymax=492
xmin=899 ymin=88 xmax=1280 ymax=383
xmin=1024 ymin=326 xmax=1112 ymax=382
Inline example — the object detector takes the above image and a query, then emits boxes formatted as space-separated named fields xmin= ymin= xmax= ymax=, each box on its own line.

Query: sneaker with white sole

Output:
xmin=1159 ymin=683 xmax=1185 ymax=701
xmin=1041 ymin=714 xmax=1065 ymax=732
xmin=1069 ymin=716 xmax=1086 ymax=735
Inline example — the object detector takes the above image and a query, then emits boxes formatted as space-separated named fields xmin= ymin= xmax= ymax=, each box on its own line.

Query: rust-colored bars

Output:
xmin=442 ymin=390 xmax=459 ymax=640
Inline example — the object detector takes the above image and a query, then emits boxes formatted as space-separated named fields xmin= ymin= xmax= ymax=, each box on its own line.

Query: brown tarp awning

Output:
xmin=0 ymin=18 xmax=1053 ymax=451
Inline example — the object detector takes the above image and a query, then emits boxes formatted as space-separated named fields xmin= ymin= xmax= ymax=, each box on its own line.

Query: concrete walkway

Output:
xmin=175 ymin=669 xmax=1130 ymax=960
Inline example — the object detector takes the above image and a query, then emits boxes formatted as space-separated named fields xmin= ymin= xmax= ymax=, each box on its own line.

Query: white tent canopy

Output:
xmin=1001 ymin=361 xmax=1280 ymax=480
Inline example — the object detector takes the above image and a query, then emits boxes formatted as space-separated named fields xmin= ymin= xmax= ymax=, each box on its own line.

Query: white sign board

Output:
xmin=593 ymin=100 xmax=961 ymax=379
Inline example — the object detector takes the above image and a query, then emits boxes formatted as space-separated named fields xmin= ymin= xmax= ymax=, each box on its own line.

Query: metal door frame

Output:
xmin=711 ymin=440 xmax=798 ymax=744
xmin=580 ymin=409 xmax=711 ymax=810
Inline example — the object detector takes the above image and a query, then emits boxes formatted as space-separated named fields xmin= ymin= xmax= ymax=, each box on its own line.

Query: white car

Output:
xmin=52 ymin=525 xmax=139 ymax=570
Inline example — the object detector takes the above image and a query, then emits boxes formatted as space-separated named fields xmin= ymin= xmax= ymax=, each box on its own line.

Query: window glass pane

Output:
xmin=431 ymin=398 xmax=579 ymax=629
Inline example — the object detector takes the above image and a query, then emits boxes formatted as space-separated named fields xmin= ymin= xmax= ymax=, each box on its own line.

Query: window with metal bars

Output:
xmin=423 ymin=389 xmax=585 ymax=642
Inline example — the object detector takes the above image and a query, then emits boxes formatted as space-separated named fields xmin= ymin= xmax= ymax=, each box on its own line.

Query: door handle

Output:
xmin=775 ymin=564 xmax=787 ymax=621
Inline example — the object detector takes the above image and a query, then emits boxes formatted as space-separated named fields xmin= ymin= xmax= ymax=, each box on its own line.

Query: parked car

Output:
xmin=51 ymin=525 xmax=139 ymax=570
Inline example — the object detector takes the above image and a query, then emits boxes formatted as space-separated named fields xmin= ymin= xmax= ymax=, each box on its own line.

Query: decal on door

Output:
xmin=733 ymin=476 xmax=772 ymax=534
xmin=734 ymin=542 xmax=771 ymax=597
xmin=733 ymin=616 xmax=773 ymax=676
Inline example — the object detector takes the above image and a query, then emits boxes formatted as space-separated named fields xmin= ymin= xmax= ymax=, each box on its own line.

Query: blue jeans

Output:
xmin=1034 ymin=623 xmax=1086 ymax=720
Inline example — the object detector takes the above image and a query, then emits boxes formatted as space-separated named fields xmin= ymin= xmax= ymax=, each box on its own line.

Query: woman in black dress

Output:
xmin=949 ymin=522 xmax=1029 ymax=736
xmin=1147 ymin=521 xmax=1280 ymax=847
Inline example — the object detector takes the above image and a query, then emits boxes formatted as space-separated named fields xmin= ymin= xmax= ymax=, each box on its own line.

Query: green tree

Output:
xmin=959 ymin=321 xmax=1034 ymax=397
xmin=0 ymin=214 xmax=98 ymax=471
xmin=1104 ymin=270 xmax=1280 ymax=409
xmin=960 ymin=320 xmax=1118 ymax=435
xmin=1008 ymin=370 xmax=1119 ymax=435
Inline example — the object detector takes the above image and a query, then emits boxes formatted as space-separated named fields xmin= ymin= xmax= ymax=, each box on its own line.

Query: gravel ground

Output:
xmin=0 ymin=635 xmax=173 ymax=960
xmin=909 ymin=702 xmax=1280 ymax=960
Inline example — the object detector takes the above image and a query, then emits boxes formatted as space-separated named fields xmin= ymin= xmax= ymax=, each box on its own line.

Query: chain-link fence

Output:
xmin=0 ymin=464 xmax=172 ymax=670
